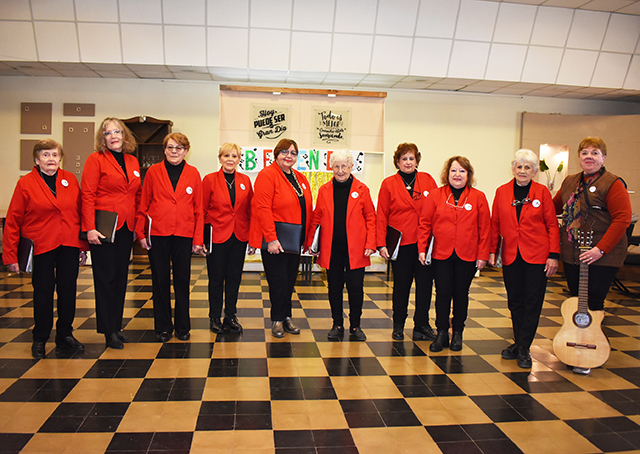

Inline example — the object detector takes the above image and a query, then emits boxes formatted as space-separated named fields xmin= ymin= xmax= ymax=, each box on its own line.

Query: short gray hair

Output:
xmin=511 ymin=149 xmax=539 ymax=173
xmin=330 ymin=150 xmax=354 ymax=168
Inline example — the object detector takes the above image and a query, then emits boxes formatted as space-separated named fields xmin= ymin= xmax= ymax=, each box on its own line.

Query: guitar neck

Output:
xmin=578 ymin=246 xmax=590 ymax=314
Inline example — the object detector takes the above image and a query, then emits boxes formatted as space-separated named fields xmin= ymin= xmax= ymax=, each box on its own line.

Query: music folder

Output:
xmin=203 ymin=223 xmax=213 ymax=255
xmin=262 ymin=222 xmax=303 ymax=254
xmin=145 ymin=215 xmax=152 ymax=248
xmin=17 ymin=236 xmax=34 ymax=273
xmin=80 ymin=210 xmax=118 ymax=243
xmin=386 ymin=226 xmax=403 ymax=261
xmin=309 ymin=225 xmax=320 ymax=254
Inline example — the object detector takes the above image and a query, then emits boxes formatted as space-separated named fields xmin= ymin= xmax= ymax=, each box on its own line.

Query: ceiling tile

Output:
xmin=409 ymin=37 xmax=452 ymax=77
xmin=119 ymin=0 xmax=162 ymax=24
xmin=75 ymin=0 xmax=119 ymax=22
xmin=78 ymin=23 xmax=122 ymax=63
xmin=0 ymin=0 xmax=32 ymax=20
xmin=375 ymin=0 xmax=420 ymax=36
xmin=334 ymin=0 xmax=377 ymax=34
xmin=207 ymin=27 xmax=248 ymax=68
xmin=485 ymin=43 xmax=527 ymax=81
xmin=0 ymin=21 xmax=37 ymax=60
xmin=454 ymin=0 xmax=499 ymax=41
xmin=370 ymin=36 xmax=413 ymax=75
xmin=565 ymin=9 xmax=608 ymax=50
xmin=292 ymin=0 xmax=334 ymax=32
xmin=493 ymin=3 xmax=536 ymax=44
xmin=34 ymin=21 xmax=80 ymax=62
xmin=0 ymin=63 xmax=27 ymax=76
xmin=530 ymin=6 xmax=573 ymax=46
xmin=543 ymin=0 xmax=591 ymax=8
xmin=290 ymin=31 xmax=332 ymax=72
xmin=121 ymin=24 xmax=165 ymax=65
xmin=447 ymin=40 xmax=490 ymax=79
xmin=623 ymin=54 xmax=640 ymax=89
xmin=250 ymin=0 xmax=292 ymax=29
xmin=330 ymin=33 xmax=374 ymax=73
xmin=602 ymin=13 xmax=640 ymax=53
xmin=12 ymin=67 xmax=62 ymax=76
xmin=415 ymin=0 xmax=459 ymax=39
xmin=322 ymin=72 xmax=367 ymax=83
xmin=162 ymin=0 xmax=205 ymax=25
xmin=249 ymin=29 xmax=290 ymax=70
xmin=521 ymin=45 xmax=563 ymax=83
xmin=94 ymin=70 xmax=138 ymax=78
xmin=54 ymin=69 xmax=101 ymax=77
xmin=591 ymin=52 xmax=631 ymax=88
xmin=31 ymin=0 xmax=74 ymax=21
xmin=617 ymin=2 xmax=640 ymax=14
xmin=581 ymin=0 xmax=634 ymax=13
xmin=165 ymin=26 xmax=206 ymax=66
xmin=556 ymin=49 xmax=599 ymax=86
xmin=207 ymin=0 xmax=249 ymax=27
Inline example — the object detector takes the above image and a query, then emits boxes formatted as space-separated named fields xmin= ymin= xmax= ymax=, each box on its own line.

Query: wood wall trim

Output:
xmin=220 ymin=85 xmax=387 ymax=98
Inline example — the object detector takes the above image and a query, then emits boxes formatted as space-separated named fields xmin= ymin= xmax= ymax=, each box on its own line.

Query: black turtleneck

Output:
xmin=399 ymin=170 xmax=417 ymax=197
xmin=513 ymin=180 xmax=531 ymax=221
xmin=40 ymin=169 xmax=58 ymax=197
xmin=332 ymin=176 xmax=353 ymax=253
xmin=224 ymin=171 xmax=236 ymax=207
xmin=449 ymin=185 xmax=464 ymax=204
xmin=110 ymin=149 xmax=127 ymax=181
xmin=164 ymin=159 xmax=185 ymax=190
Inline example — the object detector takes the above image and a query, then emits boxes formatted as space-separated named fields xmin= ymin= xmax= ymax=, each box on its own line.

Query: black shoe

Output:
xmin=176 ymin=331 xmax=190 ymax=341
xmin=55 ymin=335 xmax=85 ymax=352
xmin=349 ymin=327 xmax=367 ymax=341
xmin=156 ymin=332 xmax=171 ymax=343
xmin=105 ymin=333 xmax=124 ymax=350
xmin=413 ymin=324 xmax=436 ymax=341
xmin=501 ymin=343 xmax=518 ymax=360
xmin=327 ymin=325 xmax=344 ymax=340
xmin=271 ymin=321 xmax=285 ymax=338
xmin=429 ymin=331 xmax=449 ymax=352
xmin=223 ymin=316 xmax=243 ymax=333
xmin=392 ymin=324 xmax=404 ymax=340
xmin=283 ymin=317 xmax=300 ymax=334
xmin=32 ymin=341 xmax=45 ymax=359
xmin=210 ymin=318 xmax=224 ymax=333
xmin=450 ymin=331 xmax=463 ymax=351
xmin=117 ymin=331 xmax=130 ymax=343
xmin=516 ymin=346 xmax=532 ymax=368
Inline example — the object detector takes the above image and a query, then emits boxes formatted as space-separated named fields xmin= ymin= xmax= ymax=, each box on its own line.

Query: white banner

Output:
xmin=239 ymin=147 xmax=364 ymax=173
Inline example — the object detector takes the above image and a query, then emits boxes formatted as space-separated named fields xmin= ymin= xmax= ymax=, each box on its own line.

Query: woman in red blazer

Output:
xmin=377 ymin=143 xmax=438 ymax=341
xmin=136 ymin=133 xmax=204 ymax=342
xmin=249 ymin=138 xmax=313 ymax=338
xmin=418 ymin=156 xmax=491 ymax=352
xmin=3 ymin=139 xmax=87 ymax=359
xmin=81 ymin=117 xmax=141 ymax=350
xmin=488 ymin=149 xmax=560 ymax=368
xmin=202 ymin=142 xmax=254 ymax=334
xmin=306 ymin=150 xmax=376 ymax=341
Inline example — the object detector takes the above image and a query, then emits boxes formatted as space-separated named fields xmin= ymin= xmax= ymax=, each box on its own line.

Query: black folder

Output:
xmin=386 ymin=225 xmax=403 ymax=261
xmin=17 ymin=236 xmax=34 ymax=273
xmin=204 ymin=223 xmax=213 ymax=255
xmin=309 ymin=225 xmax=320 ymax=254
xmin=262 ymin=222 xmax=303 ymax=254
xmin=80 ymin=210 xmax=118 ymax=243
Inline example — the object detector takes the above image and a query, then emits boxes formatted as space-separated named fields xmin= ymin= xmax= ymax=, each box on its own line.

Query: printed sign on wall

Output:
xmin=313 ymin=108 xmax=350 ymax=146
xmin=251 ymin=105 xmax=289 ymax=142
xmin=240 ymin=147 xmax=364 ymax=174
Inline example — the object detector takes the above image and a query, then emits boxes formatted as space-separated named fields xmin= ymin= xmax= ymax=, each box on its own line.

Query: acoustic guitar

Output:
xmin=553 ymin=230 xmax=611 ymax=369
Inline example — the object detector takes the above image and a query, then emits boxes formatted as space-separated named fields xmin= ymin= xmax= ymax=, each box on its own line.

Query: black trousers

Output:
xmin=31 ymin=246 xmax=80 ymax=342
xmin=327 ymin=247 xmax=365 ymax=328
xmin=261 ymin=251 xmax=300 ymax=321
xmin=90 ymin=226 xmax=133 ymax=335
xmin=390 ymin=243 xmax=434 ymax=327
xmin=502 ymin=253 xmax=547 ymax=349
xmin=432 ymin=252 xmax=477 ymax=332
xmin=206 ymin=234 xmax=247 ymax=319
xmin=148 ymin=235 xmax=192 ymax=334
xmin=563 ymin=262 xmax=619 ymax=311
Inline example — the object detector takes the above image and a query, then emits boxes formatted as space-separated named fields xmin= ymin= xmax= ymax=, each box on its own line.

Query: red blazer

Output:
xmin=202 ymin=170 xmax=253 ymax=243
xmin=135 ymin=161 xmax=204 ymax=245
xmin=306 ymin=177 xmax=376 ymax=270
xmin=419 ymin=185 xmax=491 ymax=262
xmin=249 ymin=162 xmax=313 ymax=249
xmin=490 ymin=180 xmax=560 ymax=266
xmin=377 ymin=172 xmax=438 ymax=247
xmin=3 ymin=167 xmax=86 ymax=264
xmin=81 ymin=151 xmax=141 ymax=232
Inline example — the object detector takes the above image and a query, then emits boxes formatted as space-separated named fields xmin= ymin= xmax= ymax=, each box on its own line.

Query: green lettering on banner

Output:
xmin=309 ymin=149 xmax=320 ymax=171
xmin=245 ymin=149 xmax=257 ymax=171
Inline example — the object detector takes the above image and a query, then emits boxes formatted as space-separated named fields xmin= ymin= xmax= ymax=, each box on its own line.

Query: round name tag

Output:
xmin=133 ymin=170 xmax=140 ymax=178
xmin=351 ymin=192 xmax=359 ymax=199
xmin=302 ymin=183 xmax=307 ymax=190
xmin=423 ymin=190 xmax=429 ymax=197
xmin=464 ymin=203 xmax=472 ymax=211
xmin=589 ymin=186 xmax=596 ymax=193
xmin=532 ymin=199 xmax=541 ymax=208
xmin=186 ymin=187 xmax=193 ymax=194
xmin=61 ymin=179 xmax=69 ymax=187
xmin=240 ymin=183 xmax=246 ymax=190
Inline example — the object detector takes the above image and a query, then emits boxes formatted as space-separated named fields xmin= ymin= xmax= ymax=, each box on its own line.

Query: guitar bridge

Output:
xmin=566 ymin=342 xmax=597 ymax=350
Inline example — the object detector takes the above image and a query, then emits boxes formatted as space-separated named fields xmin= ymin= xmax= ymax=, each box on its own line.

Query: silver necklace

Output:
xmin=225 ymin=177 xmax=234 ymax=189
xmin=286 ymin=170 xmax=303 ymax=197
xmin=401 ymin=172 xmax=416 ymax=190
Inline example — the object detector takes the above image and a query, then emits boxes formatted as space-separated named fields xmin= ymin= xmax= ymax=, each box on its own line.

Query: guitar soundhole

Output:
xmin=573 ymin=311 xmax=592 ymax=328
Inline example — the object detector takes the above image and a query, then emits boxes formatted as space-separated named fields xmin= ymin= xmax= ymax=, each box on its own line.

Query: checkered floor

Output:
xmin=0 ymin=257 xmax=639 ymax=454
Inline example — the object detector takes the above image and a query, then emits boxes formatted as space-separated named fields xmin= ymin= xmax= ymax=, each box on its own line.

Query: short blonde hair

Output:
xmin=219 ymin=142 xmax=241 ymax=158
xmin=511 ymin=149 xmax=539 ymax=173
xmin=330 ymin=150 xmax=354 ymax=168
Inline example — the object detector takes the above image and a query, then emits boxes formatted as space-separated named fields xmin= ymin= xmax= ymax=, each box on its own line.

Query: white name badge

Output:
xmin=351 ymin=192 xmax=359 ymax=199
xmin=302 ymin=183 xmax=307 ymax=190
xmin=532 ymin=199 xmax=541 ymax=208
xmin=589 ymin=186 xmax=596 ymax=193
xmin=61 ymin=179 xmax=69 ymax=187
xmin=240 ymin=183 xmax=246 ymax=190
xmin=186 ymin=186 xmax=193 ymax=194
xmin=423 ymin=190 xmax=429 ymax=197
xmin=133 ymin=170 xmax=140 ymax=178
xmin=464 ymin=203 xmax=472 ymax=211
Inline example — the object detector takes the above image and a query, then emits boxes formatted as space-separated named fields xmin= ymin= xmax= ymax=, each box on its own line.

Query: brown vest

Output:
xmin=559 ymin=170 xmax=627 ymax=267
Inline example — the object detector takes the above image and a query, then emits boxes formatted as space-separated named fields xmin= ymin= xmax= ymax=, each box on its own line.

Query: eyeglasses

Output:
xmin=280 ymin=150 xmax=298 ymax=157
xmin=166 ymin=145 xmax=186 ymax=151
xmin=445 ymin=193 xmax=467 ymax=210
xmin=103 ymin=129 xmax=123 ymax=137
xmin=511 ymin=197 xmax=531 ymax=207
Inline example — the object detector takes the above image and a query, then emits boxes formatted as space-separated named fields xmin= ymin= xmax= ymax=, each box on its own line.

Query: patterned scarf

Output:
xmin=561 ymin=171 xmax=601 ymax=242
